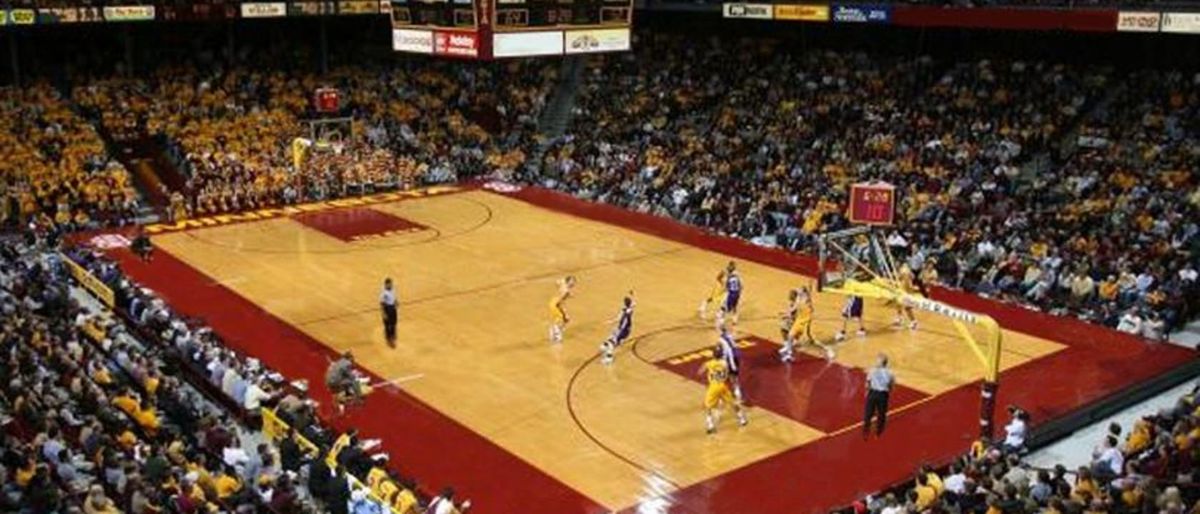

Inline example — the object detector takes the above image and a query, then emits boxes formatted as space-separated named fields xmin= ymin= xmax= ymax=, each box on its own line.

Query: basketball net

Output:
xmin=817 ymin=226 xmax=1004 ymax=440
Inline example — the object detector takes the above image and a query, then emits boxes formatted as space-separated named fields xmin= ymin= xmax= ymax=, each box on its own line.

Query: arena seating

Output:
xmin=0 ymin=82 xmax=139 ymax=231
xmin=60 ymin=244 xmax=457 ymax=513
xmin=72 ymin=56 xmax=555 ymax=220
xmin=849 ymin=386 xmax=1200 ymax=514
xmin=540 ymin=34 xmax=1198 ymax=334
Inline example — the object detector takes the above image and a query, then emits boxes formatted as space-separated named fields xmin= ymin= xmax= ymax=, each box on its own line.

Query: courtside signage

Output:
xmin=774 ymin=4 xmax=830 ymax=21
xmin=831 ymin=4 xmax=890 ymax=23
xmin=393 ymin=28 xmax=434 ymax=53
xmin=493 ymin=31 xmax=564 ymax=57
xmin=241 ymin=2 xmax=288 ymax=17
xmin=1161 ymin=12 xmax=1200 ymax=33
xmin=723 ymin=3 xmax=773 ymax=19
xmin=564 ymin=28 xmax=631 ymax=54
xmin=1116 ymin=11 xmax=1161 ymax=32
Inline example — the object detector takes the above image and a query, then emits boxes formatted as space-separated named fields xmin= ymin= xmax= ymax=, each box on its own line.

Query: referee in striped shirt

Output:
xmin=864 ymin=353 xmax=894 ymax=439
xmin=381 ymin=278 xmax=397 ymax=347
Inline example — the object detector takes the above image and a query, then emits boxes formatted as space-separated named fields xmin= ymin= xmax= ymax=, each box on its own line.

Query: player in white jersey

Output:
xmin=601 ymin=293 xmax=635 ymax=365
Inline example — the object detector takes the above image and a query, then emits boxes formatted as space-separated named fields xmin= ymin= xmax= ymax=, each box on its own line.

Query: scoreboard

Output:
xmin=848 ymin=182 xmax=897 ymax=226
xmin=390 ymin=0 xmax=632 ymax=58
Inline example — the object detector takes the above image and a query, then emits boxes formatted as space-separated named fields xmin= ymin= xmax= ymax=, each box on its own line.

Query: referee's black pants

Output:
xmin=864 ymin=390 xmax=890 ymax=437
xmin=382 ymin=304 xmax=398 ymax=343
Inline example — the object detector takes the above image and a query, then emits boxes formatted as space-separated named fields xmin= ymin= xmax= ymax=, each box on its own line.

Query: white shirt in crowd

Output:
xmin=1142 ymin=317 xmax=1165 ymax=341
xmin=1117 ymin=312 xmax=1143 ymax=335
xmin=1094 ymin=445 xmax=1124 ymax=476
xmin=943 ymin=472 xmax=967 ymax=494
xmin=243 ymin=382 xmax=271 ymax=411
xmin=1004 ymin=417 xmax=1027 ymax=449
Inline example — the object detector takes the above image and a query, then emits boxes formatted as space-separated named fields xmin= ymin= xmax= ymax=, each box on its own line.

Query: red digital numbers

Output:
xmin=849 ymin=183 xmax=896 ymax=226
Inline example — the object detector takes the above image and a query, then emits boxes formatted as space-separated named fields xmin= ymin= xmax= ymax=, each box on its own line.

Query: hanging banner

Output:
xmin=722 ymin=3 xmax=772 ymax=19
xmin=393 ymin=28 xmax=434 ymax=53
xmin=774 ymin=4 xmax=830 ymax=21
xmin=433 ymin=30 xmax=481 ymax=58
xmin=103 ymin=5 xmax=156 ymax=21
xmin=564 ymin=28 xmax=631 ymax=54
xmin=1162 ymin=12 xmax=1200 ymax=33
xmin=831 ymin=4 xmax=890 ymax=23
xmin=1116 ymin=11 xmax=1161 ymax=32
xmin=9 ymin=9 xmax=36 ymax=24
xmin=241 ymin=2 xmax=287 ymax=17
xmin=339 ymin=0 xmax=379 ymax=14
xmin=493 ymin=30 xmax=563 ymax=57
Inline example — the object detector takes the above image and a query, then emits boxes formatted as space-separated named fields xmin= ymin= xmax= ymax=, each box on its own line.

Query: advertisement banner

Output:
xmin=289 ymin=1 xmax=337 ymax=15
xmin=38 ymin=8 xmax=73 ymax=23
xmin=61 ymin=254 xmax=116 ymax=308
xmin=722 ymin=3 xmax=772 ymax=19
xmin=433 ymin=30 xmax=480 ymax=58
xmin=339 ymin=0 xmax=379 ymax=14
xmin=831 ymin=4 xmax=890 ymax=23
xmin=564 ymin=28 xmax=631 ymax=54
xmin=9 ymin=9 xmax=36 ymax=24
xmin=393 ymin=28 xmax=434 ymax=53
xmin=103 ymin=5 xmax=156 ymax=21
xmin=1161 ymin=12 xmax=1200 ymax=33
xmin=1116 ymin=11 xmax=1161 ymax=31
xmin=774 ymin=4 xmax=830 ymax=21
xmin=241 ymin=2 xmax=287 ymax=17
xmin=493 ymin=31 xmax=563 ymax=57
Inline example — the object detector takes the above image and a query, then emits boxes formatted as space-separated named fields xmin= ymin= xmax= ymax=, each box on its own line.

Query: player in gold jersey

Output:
xmin=697 ymin=346 xmax=748 ymax=434
xmin=779 ymin=286 xmax=835 ymax=362
xmin=893 ymin=265 xmax=918 ymax=330
xmin=548 ymin=275 xmax=576 ymax=343
xmin=698 ymin=269 xmax=727 ymax=320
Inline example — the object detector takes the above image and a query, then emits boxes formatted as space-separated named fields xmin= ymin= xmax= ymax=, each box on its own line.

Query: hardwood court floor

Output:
xmin=136 ymin=186 xmax=1068 ymax=511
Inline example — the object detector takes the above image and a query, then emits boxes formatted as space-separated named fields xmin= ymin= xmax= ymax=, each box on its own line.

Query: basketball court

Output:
xmin=97 ymin=184 xmax=1196 ymax=514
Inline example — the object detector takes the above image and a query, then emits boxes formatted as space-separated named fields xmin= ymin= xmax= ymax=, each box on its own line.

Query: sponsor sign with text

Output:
xmin=241 ymin=2 xmax=287 ymax=17
xmin=774 ymin=4 xmax=830 ymax=21
xmin=434 ymin=30 xmax=480 ymax=58
xmin=493 ymin=31 xmax=564 ymax=57
xmin=1116 ymin=11 xmax=1161 ymax=32
xmin=9 ymin=9 xmax=35 ymax=24
xmin=831 ymin=4 xmax=889 ymax=23
xmin=339 ymin=0 xmax=379 ymax=14
xmin=1161 ymin=12 xmax=1200 ymax=33
xmin=722 ymin=3 xmax=772 ymax=19
xmin=393 ymin=28 xmax=434 ymax=53
xmin=564 ymin=28 xmax=631 ymax=54
xmin=103 ymin=5 xmax=156 ymax=21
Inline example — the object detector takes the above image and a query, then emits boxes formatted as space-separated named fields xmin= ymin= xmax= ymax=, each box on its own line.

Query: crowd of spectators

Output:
xmin=0 ymin=83 xmax=139 ymax=231
xmin=856 ymin=388 xmax=1200 ymax=514
xmin=0 ymin=236 xmax=293 ymax=513
xmin=72 ymin=48 xmax=554 ymax=220
xmin=63 ymin=237 xmax=469 ymax=513
xmin=537 ymin=34 xmax=1198 ymax=333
